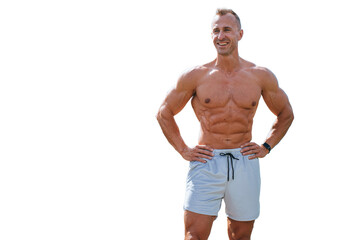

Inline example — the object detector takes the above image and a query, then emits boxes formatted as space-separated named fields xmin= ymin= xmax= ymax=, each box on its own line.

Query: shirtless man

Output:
xmin=157 ymin=9 xmax=294 ymax=240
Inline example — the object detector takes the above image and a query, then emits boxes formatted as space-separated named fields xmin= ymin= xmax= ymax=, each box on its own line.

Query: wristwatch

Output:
xmin=262 ymin=142 xmax=271 ymax=153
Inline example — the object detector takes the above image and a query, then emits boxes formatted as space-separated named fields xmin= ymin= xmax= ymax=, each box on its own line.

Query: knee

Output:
xmin=228 ymin=233 xmax=251 ymax=240
xmin=185 ymin=231 xmax=204 ymax=240
xmin=237 ymin=237 xmax=251 ymax=240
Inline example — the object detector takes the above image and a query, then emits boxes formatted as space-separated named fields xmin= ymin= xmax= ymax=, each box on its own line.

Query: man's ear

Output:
xmin=238 ymin=29 xmax=244 ymax=41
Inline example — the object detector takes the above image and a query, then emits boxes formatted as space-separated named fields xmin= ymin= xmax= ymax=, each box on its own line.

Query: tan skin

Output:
xmin=157 ymin=13 xmax=294 ymax=240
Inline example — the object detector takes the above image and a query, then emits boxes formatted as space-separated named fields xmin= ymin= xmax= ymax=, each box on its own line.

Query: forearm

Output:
xmin=156 ymin=107 xmax=187 ymax=154
xmin=265 ymin=108 xmax=294 ymax=149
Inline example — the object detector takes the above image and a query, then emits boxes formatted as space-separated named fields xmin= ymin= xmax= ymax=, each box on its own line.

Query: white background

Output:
xmin=1 ymin=0 xmax=349 ymax=239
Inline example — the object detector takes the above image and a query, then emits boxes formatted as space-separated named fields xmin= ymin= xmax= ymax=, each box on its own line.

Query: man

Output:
xmin=156 ymin=9 xmax=294 ymax=240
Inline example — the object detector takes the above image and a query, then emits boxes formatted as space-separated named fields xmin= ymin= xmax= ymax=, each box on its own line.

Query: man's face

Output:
xmin=211 ymin=14 xmax=243 ymax=56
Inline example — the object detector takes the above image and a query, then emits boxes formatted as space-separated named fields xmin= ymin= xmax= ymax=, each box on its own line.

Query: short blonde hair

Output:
xmin=216 ymin=8 xmax=241 ymax=30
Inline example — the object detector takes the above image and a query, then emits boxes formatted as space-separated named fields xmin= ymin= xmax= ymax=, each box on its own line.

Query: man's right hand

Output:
xmin=180 ymin=145 xmax=214 ymax=163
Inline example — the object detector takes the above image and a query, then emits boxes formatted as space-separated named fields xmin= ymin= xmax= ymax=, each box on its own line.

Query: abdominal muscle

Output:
xmin=192 ymin=98 xmax=256 ymax=149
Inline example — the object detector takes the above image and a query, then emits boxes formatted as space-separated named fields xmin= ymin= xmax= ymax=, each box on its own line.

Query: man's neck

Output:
xmin=214 ymin=50 xmax=241 ymax=73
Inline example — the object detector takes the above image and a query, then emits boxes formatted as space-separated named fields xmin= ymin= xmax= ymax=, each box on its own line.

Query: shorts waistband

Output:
xmin=213 ymin=148 xmax=242 ymax=155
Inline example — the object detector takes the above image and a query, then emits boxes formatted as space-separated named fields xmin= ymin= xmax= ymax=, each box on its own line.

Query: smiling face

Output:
xmin=211 ymin=14 xmax=243 ymax=56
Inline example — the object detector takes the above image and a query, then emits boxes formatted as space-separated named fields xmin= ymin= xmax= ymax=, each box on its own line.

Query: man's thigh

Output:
xmin=227 ymin=217 xmax=255 ymax=240
xmin=184 ymin=210 xmax=216 ymax=240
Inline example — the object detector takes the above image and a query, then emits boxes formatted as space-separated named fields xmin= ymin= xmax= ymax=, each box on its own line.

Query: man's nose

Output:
xmin=218 ymin=31 xmax=225 ymax=40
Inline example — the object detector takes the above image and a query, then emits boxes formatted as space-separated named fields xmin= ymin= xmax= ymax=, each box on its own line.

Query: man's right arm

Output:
xmin=156 ymin=69 xmax=214 ymax=162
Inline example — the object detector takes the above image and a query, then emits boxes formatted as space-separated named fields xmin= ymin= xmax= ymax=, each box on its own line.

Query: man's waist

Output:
xmin=199 ymin=134 xmax=251 ymax=149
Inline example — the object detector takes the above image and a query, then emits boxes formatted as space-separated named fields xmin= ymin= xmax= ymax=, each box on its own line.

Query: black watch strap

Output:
xmin=263 ymin=142 xmax=271 ymax=153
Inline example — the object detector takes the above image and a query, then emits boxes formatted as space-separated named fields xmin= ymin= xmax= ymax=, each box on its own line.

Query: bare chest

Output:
xmin=194 ymin=71 xmax=262 ymax=109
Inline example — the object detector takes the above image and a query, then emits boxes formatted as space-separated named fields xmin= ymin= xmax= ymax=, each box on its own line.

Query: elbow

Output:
xmin=288 ymin=113 xmax=294 ymax=127
xmin=156 ymin=104 xmax=175 ymax=125
xmin=289 ymin=105 xmax=294 ymax=120
xmin=156 ymin=109 xmax=162 ymax=123
xmin=278 ymin=106 xmax=294 ymax=126
xmin=156 ymin=111 xmax=162 ymax=123
xmin=156 ymin=105 xmax=168 ymax=123
xmin=286 ymin=107 xmax=294 ymax=126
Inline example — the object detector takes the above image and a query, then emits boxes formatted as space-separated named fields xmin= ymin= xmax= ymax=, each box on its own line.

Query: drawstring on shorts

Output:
xmin=219 ymin=153 xmax=239 ymax=181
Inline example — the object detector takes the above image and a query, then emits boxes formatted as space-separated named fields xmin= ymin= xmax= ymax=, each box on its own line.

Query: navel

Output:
xmin=252 ymin=101 xmax=256 ymax=106
xmin=205 ymin=98 xmax=211 ymax=103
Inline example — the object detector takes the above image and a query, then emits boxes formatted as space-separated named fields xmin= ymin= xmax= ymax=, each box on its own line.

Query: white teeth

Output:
xmin=218 ymin=42 xmax=228 ymax=46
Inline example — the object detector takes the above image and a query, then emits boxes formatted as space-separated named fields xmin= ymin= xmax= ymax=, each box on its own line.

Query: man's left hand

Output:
xmin=240 ymin=142 xmax=269 ymax=159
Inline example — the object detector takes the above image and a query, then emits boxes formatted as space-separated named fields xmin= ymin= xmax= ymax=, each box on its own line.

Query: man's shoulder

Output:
xmin=242 ymin=61 xmax=276 ymax=82
xmin=251 ymin=66 xmax=274 ymax=77
xmin=247 ymin=65 xmax=278 ymax=91
xmin=181 ymin=63 xmax=212 ymax=78
xmin=177 ymin=63 xmax=212 ymax=86
xmin=239 ymin=59 xmax=279 ymax=91
xmin=241 ymin=60 xmax=271 ymax=76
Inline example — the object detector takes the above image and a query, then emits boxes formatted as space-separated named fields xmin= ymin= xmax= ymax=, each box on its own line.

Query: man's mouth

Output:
xmin=217 ymin=42 xmax=229 ymax=46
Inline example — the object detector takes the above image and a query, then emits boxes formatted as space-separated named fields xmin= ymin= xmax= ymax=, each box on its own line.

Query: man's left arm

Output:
xmin=241 ymin=68 xmax=294 ymax=159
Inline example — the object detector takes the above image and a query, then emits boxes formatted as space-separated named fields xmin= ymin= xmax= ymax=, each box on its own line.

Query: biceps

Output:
xmin=263 ymin=88 xmax=291 ymax=116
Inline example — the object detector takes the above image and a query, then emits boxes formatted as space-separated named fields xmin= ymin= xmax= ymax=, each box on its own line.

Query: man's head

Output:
xmin=211 ymin=8 xmax=243 ymax=56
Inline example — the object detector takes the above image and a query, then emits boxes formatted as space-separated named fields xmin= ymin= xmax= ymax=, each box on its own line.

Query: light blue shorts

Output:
xmin=183 ymin=148 xmax=261 ymax=221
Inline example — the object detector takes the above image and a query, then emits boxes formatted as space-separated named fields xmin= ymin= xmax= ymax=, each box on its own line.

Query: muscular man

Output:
xmin=157 ymin=9 xmax=293 ymax=240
